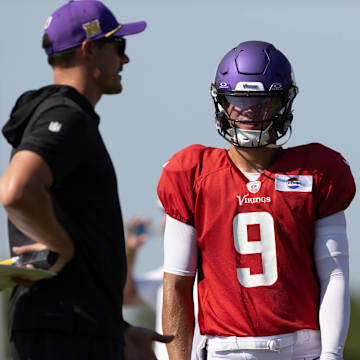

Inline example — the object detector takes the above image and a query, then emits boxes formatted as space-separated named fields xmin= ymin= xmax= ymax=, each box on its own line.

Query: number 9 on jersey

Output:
xmin=233 ymin=211 xmax=278 ymax=288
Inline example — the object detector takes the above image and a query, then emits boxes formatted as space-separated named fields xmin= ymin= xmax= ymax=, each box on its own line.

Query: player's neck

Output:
xmin=227 ymin=144 xmax=281 ymax=173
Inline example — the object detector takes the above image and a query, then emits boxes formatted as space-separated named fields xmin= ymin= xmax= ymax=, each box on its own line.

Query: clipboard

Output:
xmin=0 ymin=265 xmax=55 ymax=291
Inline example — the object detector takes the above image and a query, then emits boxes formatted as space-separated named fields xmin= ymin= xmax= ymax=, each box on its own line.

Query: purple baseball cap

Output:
xmin=44 ymin=0 xmax=147 ymax=55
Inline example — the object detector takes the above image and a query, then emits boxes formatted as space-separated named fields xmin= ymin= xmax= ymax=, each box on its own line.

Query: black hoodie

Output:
xmin=3 ymin=85 xmax=127 ymax=341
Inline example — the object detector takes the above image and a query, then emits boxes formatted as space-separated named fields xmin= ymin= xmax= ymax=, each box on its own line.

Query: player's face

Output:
xmin=93 ymin=39 xmax=129 ymax=95
xmin=227 ymin=97 xmax=282 ymax=131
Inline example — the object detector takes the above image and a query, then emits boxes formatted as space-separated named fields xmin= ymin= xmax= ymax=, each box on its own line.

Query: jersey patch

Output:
xmin=275 ymin=174 xmax=313 ymax=192
xmin=246 ymin=181 xmax=261 ymax=194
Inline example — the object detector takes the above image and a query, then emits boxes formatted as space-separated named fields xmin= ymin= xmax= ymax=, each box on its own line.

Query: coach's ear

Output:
xmin=80 ymin=39 xmax=95 ymax=59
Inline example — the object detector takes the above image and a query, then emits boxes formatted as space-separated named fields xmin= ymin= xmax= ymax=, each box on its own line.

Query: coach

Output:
xmin=0 ymin=1 xmax=172 ymax=359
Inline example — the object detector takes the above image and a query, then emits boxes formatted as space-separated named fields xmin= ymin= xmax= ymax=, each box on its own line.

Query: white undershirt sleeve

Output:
xmin=314 ymin=211 xmax=350 ymax=360
xmin=163 ymin=215 xmax=198 ymax=276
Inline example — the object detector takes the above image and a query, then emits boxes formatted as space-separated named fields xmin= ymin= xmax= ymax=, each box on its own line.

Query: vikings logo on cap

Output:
xmin=82 ymin=20 xmax=102 ymax=37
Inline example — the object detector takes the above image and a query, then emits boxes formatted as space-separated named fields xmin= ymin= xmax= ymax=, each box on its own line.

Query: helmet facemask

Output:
xmin=212 ymin=84 xmax=298 ymax=148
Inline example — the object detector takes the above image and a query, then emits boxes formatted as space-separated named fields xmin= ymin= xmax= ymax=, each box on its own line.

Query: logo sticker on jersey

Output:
xmin=48 ymin=121 xmax=62 ymax=133
xmin=275 ymin=174 xmax=313 ymax=192
xmin=237 ymin=194 xmax=271 ymax=206
xmin=246 ymin=181 xmax=261 ymax=194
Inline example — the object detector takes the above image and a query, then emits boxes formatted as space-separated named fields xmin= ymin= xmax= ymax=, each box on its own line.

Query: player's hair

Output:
xmin=42 ymin=34 xmax=108 ymax=68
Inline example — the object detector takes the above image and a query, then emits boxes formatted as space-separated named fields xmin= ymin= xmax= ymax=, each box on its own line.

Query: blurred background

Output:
xmin=0 ymin=0 xmax=359 ymax=358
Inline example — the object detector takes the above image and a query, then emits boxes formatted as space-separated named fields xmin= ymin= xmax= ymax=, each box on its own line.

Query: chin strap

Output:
xmin=231 ymin=121 xmax=273 ymax=148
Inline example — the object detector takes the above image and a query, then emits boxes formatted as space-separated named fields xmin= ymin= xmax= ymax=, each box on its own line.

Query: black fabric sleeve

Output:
xmin=16 ymin=106 xmax=89 ymax=186
xmin=123 ymin=321 xmax=131 ymax=329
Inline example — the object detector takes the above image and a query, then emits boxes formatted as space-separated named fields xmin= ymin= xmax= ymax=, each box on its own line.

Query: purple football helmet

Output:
xmin=211 ymin=41 xmax=298 ymax=148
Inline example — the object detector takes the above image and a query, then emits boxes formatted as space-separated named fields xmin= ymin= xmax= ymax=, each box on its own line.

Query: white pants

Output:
xmin=197 ymin=330 xmax=321 ymax=360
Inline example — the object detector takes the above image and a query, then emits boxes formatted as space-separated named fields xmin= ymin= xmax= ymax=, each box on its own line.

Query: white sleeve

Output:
xmin=315 ymin=211 xmax=350 ymax=360
xmin=163 ymin=215 xmax=198 ymax=276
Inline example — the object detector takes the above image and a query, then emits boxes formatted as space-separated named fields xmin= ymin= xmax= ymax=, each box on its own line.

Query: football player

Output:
xmin=157 ymin=41 xmax=356 ymax=360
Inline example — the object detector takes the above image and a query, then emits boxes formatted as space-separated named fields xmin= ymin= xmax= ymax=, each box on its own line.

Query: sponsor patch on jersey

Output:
xmin=246 ymin=181 xmax=261 ymax=194
xmin=275 ymin=174 xmax=313 ymax=192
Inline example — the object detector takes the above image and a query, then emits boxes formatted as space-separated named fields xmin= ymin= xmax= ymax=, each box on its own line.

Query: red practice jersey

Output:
xmin=157 ymin=143 xmax=356 ymax=337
